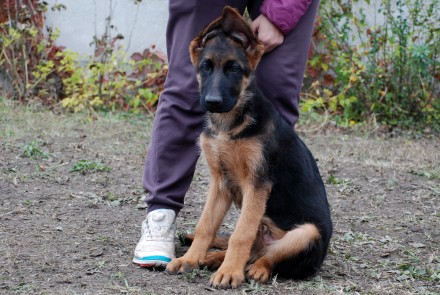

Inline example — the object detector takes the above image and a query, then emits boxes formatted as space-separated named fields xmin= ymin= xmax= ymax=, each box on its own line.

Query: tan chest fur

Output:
xmin=200 ymin=132 xmax=263 ymax=185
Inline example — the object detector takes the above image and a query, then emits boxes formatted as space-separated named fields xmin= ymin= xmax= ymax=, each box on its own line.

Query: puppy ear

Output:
xmin=189 ymin=6 xmax=265 ymax=69
xmin=221 ymin=6 xmax=264 ymax=70
xmin=189 ymin=17 xmax=222 ymax=66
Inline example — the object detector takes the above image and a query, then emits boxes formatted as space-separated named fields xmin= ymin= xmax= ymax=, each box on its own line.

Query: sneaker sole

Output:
xmin=133 ymin=255 xmax=172 ymax=267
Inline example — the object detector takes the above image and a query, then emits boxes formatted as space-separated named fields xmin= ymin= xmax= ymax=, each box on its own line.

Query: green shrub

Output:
xmin=0 ymin=1 xmax=65 ymax=103
xmin=0 ymin=2 xmax=166 ymax=114
xmin=304 ymin=0 xmax=440 ymax=131
xmin=59 ymin=44 xmax=167 ymax=114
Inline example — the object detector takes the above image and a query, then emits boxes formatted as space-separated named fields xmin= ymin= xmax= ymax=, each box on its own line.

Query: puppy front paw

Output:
xmin=210 ymin=265 xmax=245 ymax=289
xmin=165 ymin=256 xmax=200 ymax=274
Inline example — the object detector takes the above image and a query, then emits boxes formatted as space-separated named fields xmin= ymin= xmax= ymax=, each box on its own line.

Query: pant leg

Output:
xmin=144 ymin=0 xmax=247 ymax=214
xmin=248 ymin=0 xmax=320 ymax=127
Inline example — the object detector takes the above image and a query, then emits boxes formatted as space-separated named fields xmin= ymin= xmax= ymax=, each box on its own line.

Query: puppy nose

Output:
xmin=205 ymin=95 xmax=222 ymax=106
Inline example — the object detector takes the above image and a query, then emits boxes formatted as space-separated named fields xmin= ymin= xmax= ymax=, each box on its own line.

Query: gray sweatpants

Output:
xmin=143 ymin=0 xmax=320 ymax=214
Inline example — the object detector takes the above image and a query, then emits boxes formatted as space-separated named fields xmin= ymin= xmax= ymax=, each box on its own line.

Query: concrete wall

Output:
xmin=44 ymin=0 xmax=168 ymax=56
xmin=43 ymin=1 xmax=437 ymax=56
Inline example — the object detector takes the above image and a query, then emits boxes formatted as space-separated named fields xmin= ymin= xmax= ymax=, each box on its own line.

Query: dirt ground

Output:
xmin=1 ymin=101 xmax=439 ymax=295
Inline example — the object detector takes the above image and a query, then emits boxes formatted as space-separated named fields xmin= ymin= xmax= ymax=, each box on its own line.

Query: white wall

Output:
xmin=44 ymin=1 xmax=437 ymax=57
xmin=44 ymin=0 xmax=168 ymax=56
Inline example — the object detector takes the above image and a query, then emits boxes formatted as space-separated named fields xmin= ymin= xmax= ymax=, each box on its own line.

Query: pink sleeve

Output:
xmin=260 ymin=0 xmax=313 ymax=34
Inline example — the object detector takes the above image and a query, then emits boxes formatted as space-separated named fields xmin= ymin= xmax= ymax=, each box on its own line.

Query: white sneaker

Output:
xmin=133 ymin=209 xmax=176 ymax=267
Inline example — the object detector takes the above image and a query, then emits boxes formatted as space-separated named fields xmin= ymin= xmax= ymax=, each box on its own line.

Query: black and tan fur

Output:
xmin=166 ymin=7 xmax=333 ymax=289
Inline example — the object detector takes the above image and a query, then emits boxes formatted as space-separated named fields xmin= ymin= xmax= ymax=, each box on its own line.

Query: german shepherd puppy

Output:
xmin=166 ymin=7 xmax=332 ymax=289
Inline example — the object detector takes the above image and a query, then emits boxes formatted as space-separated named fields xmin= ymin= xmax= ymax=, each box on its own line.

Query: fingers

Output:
xmin=251 ymin=14 xmax=284 ymax=53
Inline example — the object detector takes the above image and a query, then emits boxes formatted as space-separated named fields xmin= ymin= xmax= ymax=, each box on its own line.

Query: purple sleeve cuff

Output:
xmin=260 ymin=0 xmax=313 ymax=34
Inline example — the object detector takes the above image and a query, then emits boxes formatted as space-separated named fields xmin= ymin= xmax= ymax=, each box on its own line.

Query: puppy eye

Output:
xmin=200 ymin=61 xmax=211 ymax=72
xmin=230 ymin=65 xmax=240 ymax=72
xmin=226 ymin=61 xmax=240 ymax=73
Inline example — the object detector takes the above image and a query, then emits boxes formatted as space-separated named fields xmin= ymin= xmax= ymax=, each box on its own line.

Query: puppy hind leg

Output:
xmin=210 ymin=235 xmax=229 ymax=250
xmin=246 ymin=223 xmax=321 ymax=282
xmin=180 ymin=233 xmax=229 ymax=250
xmin=204 ymin=250 xmax=226 ymax=270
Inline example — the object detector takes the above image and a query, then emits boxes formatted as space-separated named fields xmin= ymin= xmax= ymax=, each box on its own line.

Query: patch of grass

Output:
xmin=243 ymin=279 xmax=272 ymax=293
xmin=394 ymin=263 xmax=428 ymax=281
xmin=109 ymin=272 xmax=142 ymax=294
xmin=341 ymin=231 xmax=375 ymax=244
xmin=384 ymin=250 xmax=440 ymax=283
xmin=101 ymin=191 xmax=123 ymax=206
xmin=69 ymin=160 xmax=111 ymax=174
xmin=97 ymin=260 xmax=107 ymax=269
xmin=96 ymin=236 xmax=110 ymax=244
xmin=327 ymin=175 xmax=350 ymax=185
xmin=181 ymin=267 xmax=212 ymax=283
xmin=103 ymin=192 xmax=119 ymax=202
xmin=429 ymin=267 xmax=440 ymax=282
xmin=297 ymin=275 xmax=337 ymax=292
xmin=2 ymin=167 xmax=17 ymax=174
xmin=329 ymin=175 xmax=361 ymax=196
xmin=410 ymin=169 xmax=440 ymax=180
xmin=358 ymin=214 xmax=374 ymax=223
xmin=22 ymin=200 xmax=34 ymax=206
xmin=22 ymin=140 xmax=49 ymax=159
xmin=14 ymin=282 xmax=36 ymax=293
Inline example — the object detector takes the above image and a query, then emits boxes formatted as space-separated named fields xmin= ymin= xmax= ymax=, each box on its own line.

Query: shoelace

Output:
xmin=142 ymin=222 xmax=153 ymax=239
xmin=142 ymin=220 xmax=174 ymax=240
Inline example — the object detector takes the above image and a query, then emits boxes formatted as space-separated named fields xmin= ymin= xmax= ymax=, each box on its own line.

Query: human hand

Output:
xmin=251 ymin=14 xmax=284 ymax=53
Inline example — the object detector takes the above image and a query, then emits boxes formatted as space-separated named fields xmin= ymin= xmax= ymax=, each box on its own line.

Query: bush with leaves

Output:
xmin=0 ymin=1 xmax=166 ymax=114
xmin=0 ymin=1 xmax=68 ymax=104
xmin=304 ymin=0 xmax=439 ymax=131
xmin=59 ymin=40 xmax=167 ymax=114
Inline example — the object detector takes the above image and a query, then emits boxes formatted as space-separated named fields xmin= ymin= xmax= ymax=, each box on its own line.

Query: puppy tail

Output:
xmin=271 ymin=223 xmax=330 ymax=279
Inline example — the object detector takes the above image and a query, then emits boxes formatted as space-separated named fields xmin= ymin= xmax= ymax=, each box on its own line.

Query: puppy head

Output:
xmin=189 ymin=7 xmax=264 ymax=113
